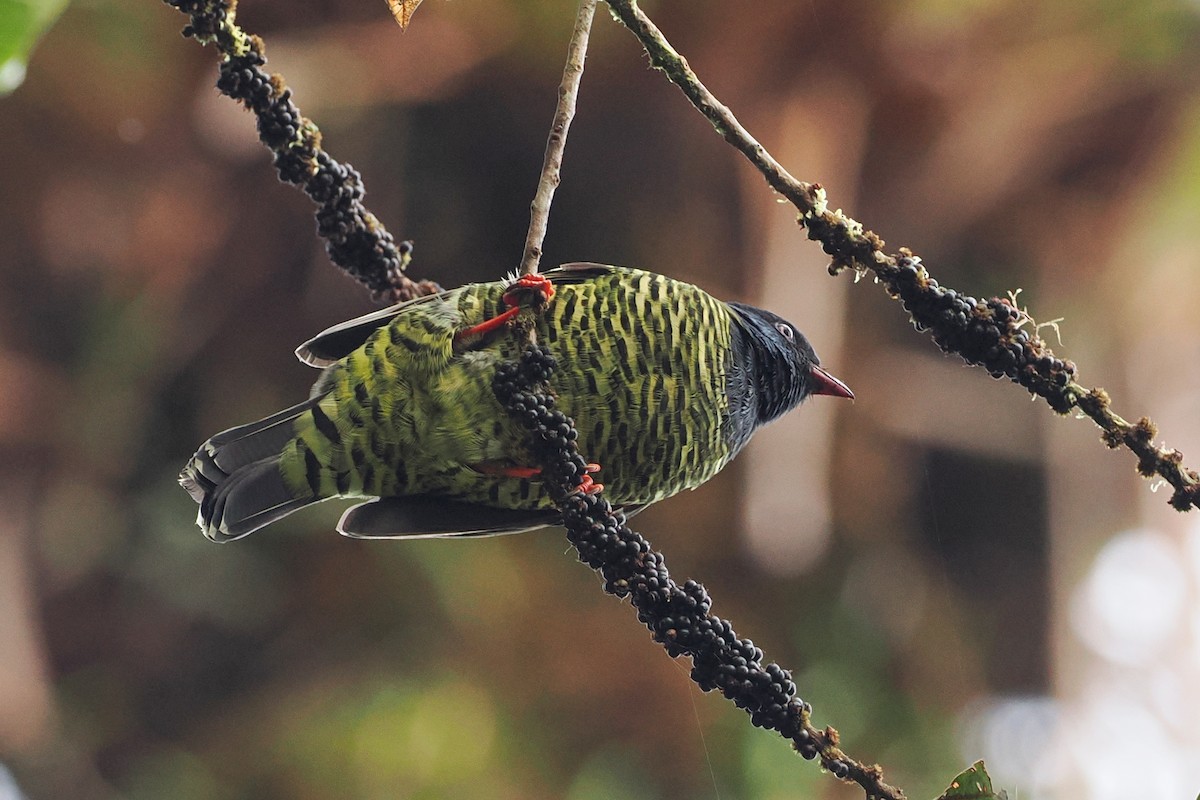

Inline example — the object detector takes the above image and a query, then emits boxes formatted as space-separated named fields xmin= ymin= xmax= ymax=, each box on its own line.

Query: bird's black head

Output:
xmin=728 ymin=302 xmax=853 ymax=426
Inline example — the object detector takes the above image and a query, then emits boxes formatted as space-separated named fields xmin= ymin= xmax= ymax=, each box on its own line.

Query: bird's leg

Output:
xmin=503 ymin=272 xmax=556 ymax=307
xmin=455 ymin=273 xmax=556 ymax=343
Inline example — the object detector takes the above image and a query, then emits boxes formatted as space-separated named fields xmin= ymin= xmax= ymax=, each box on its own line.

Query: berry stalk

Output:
xmin=494 ymin=343 xmax=904 ymax=800
xmin=166 ymin=0 xmax=438 ymax=302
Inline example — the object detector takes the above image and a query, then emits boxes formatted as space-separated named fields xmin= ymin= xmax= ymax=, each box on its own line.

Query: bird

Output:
xmin=180 ymin=263 xmax=853 ymax=542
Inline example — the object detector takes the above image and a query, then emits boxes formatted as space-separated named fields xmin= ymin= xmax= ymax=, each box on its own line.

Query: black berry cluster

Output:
xmin=166 ymin=0 xmax=438 ymax=302
xmin=809 ymin=210 xmax=1200 ymax=514
xmin=493 ymin=354 xmax=591 ymax=493
xmin=493 ymin=342 xmax=865 ymax=772
xmin=805 ymin=203 xmax=1199 ymax=512
xmin=169 ymin=0 xmax=227 ymax=42
xmin=879 ymin=252 xmax=1079 ymax=413
xmin=805 ymin=201 xmax=1081 ymax=413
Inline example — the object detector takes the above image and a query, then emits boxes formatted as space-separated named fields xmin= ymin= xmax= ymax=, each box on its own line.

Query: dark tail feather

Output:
xmin=180 ymin=398 xmax=321 ymax=542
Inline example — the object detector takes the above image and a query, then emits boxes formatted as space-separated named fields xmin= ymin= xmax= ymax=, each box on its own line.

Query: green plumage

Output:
xmin=284 ymin=266 xmax=731 ymax=506
xmin=181 ymin=263 xmax=845 ymax=541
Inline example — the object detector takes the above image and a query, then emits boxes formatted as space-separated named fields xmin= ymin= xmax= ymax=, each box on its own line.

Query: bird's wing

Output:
xmin=543 ymin=262 xmax=618 ymax=284
xmin=296 ymin=264 xmax=627 ymax=368
xmin=297 ymin=265 xmax=619 ymax=367
xmin=336 ymin=496 xmax=561 ymax=539
xmin=338 ymin=496 xmax=652 ymax=540
xmin=295 ymin=291 xmax=450 ymax=367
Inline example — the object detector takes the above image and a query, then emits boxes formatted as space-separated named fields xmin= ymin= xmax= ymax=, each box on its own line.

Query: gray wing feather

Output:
xmin=295 ymin=264 xmax=620 ymax=367
xmin=338 ymin=496 xmax=560 ymax=539
xmin=295 ymin=292 xmax=448 ymax=367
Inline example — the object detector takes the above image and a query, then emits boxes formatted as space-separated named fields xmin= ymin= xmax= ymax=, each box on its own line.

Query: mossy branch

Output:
xmin=603 ymin=0 xmax=1200 ymax=514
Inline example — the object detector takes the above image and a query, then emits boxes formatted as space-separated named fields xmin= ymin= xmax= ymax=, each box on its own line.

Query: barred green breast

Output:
xmin=180 ymin=263 xmax=852 ymax=542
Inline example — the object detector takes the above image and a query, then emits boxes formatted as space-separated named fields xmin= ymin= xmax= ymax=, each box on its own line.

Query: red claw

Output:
xmin=502 ymin=272 xmax=556 ymax=307
xmin=456 ymin=273 xmax=556 ymax=343
xmin=576 ymin=474 xmax=604 ymax=495
xmin=575 ymin=464 xmax=603 ymax=495
xmin=473 ymin=462 xmax=542 ymax=479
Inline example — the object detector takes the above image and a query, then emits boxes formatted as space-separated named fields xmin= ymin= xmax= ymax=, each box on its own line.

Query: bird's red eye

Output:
xmin=775 ymin=322 xmax=794 ymax=341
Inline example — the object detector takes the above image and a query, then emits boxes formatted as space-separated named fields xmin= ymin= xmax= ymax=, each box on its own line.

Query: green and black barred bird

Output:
xmin=180 ymin=263 xmax=852 ymax=542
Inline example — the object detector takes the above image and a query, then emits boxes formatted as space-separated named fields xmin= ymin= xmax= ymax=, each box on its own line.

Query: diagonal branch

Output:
xmin=519 ymin=0 xmax=598 ymax=276
xmin=165 ymin=0 xmax=440 ymax=303
xmin=493 ymin=343 xmax=907 ymax=800
xmin=603 ymin=0 xmax=1200 ymax=514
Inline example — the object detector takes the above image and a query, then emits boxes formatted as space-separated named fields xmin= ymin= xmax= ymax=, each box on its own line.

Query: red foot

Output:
xmin=502 ymin=273 xmax=555 ymax=307
xmin=504 ymin=466 xmax=543 ymax=479
xmin=575 ymin=464 xmax=603 ymax=495
xmin=473 ymin=462 xmax=542 ymax=479
xmin=455 ymin=273 xmax=556 ymax=343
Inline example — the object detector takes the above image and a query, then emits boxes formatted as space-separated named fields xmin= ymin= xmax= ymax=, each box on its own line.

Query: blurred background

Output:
xmin=3 ymin=0 xmax=1200 ymax=798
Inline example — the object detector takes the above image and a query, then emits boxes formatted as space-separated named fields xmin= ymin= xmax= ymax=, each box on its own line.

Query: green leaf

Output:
xmin=0 ymin=0 xmax=69 ymax=95
xmin=936 ymin=761 xmax=1008 ymax=800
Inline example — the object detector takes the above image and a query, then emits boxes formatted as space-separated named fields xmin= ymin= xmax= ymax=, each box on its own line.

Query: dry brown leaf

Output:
xmin=387 ymin=0 xmax=423 ymax=30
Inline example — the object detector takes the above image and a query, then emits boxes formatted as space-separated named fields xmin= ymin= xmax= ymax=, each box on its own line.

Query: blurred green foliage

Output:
xmin=0 ymin=0 xmax=68 ymax=93
xmin=936 ymin=761 xmax=1004 ymax=800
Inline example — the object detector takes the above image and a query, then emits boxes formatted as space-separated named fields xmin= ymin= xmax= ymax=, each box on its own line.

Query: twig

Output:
xmin=519 ymin=0 xmax=597 ymax=276
xmin=165 ymin=0 xmax=441 ymax=303
xmin=603 ymin=0 xmax=1200 ymax=513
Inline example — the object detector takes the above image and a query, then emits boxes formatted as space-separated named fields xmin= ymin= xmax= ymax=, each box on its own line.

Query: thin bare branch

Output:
xmin=519 ymin=0 xmax=597 ymax=276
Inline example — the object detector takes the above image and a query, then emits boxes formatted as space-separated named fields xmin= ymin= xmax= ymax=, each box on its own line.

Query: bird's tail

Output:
xmin=179 ymin=398 xmax=322 ymax=542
